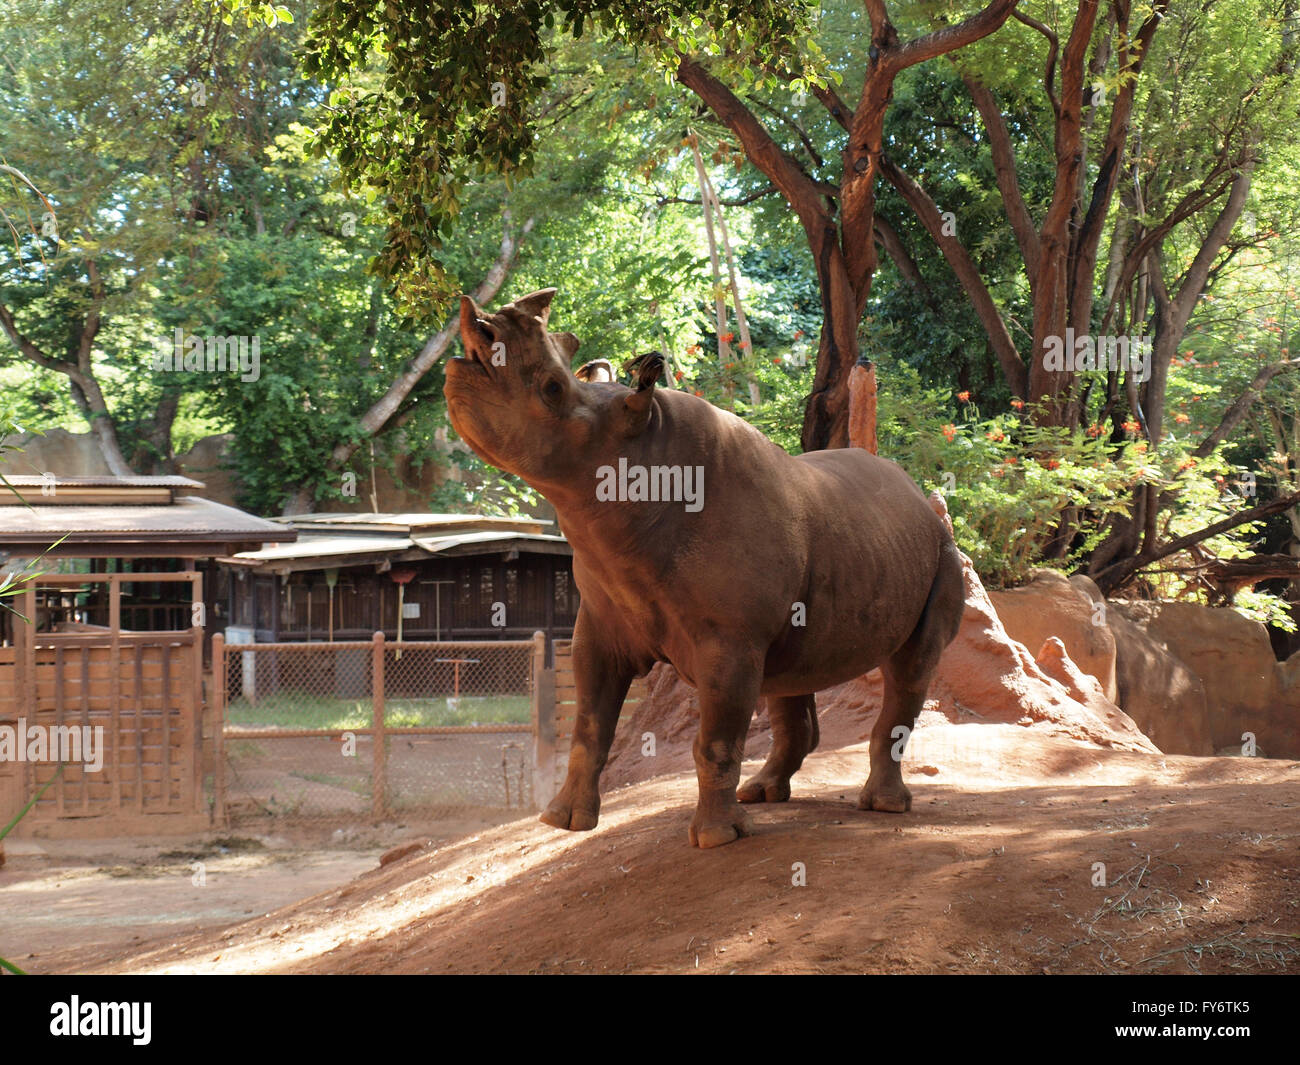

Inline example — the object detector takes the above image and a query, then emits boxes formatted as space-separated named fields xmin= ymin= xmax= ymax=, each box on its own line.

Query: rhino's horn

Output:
xmin=459 ymin=295 xmax=494 ymax=352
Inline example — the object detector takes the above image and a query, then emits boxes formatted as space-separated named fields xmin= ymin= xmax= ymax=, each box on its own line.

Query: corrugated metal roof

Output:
xmin=230 ymin=535 xmax=415 ymax=562
xmin=413 ymin=531 xmax=570 ymax=553
xmin=0 ymin=496 xmax=294 ymax=542
xmin=275 ymin=512 xmax=552 ymax=534
xmin=217 ymin=530 xmax=571 ymax=571
xmin=0 ymin=475 xmax=204 ymax=488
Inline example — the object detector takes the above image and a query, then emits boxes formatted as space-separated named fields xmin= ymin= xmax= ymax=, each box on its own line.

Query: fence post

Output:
xmin=530 ymin=630 xmax=556 ymax=811
xmin=211 ymin=633 xmax=226 ymax=827
xmin=372 ymin=631 xmax=387 ymax=819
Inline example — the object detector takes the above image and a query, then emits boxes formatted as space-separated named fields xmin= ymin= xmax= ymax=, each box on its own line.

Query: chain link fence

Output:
xmin=213 ymin=633 xmax=542 ymax=824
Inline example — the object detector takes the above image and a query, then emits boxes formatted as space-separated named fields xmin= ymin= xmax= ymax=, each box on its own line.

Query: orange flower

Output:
xmin=1003 ymin=456 xmax=1017 ymax=465
xmin=957 ymin=391 xmax=971 ymax=403
xmin=1174 ymin=413 xmax=1189 ymax=424
xmin=986 ymin=430 xmax=1005 ymax=442
xmin=794 ymin=330 xmax=804 ymax=340
xmin=1178 ymin=458 xmax=1198 ymax=471
xmin=720 ymin=332 xmax=735 ymax=343
xmin=1010 ymin=398 xmax=1025 ymax=410
xmin=1043 ymin=459 xmax=1060 ymax=470
xmin=772 ymin=358 xmax=782 ymax=365
xmin=1087 ymin=424 xmax=1104 ymax=437
xmin=941 ymin=424 xmax=957 ymax=441
xmin=674 ymin=370 xmax=684 ymax=382
xmin=693 ymin=390 xmax=703 ymax=397
xmin=1122 ymin=419 xmax=1140 ymax=433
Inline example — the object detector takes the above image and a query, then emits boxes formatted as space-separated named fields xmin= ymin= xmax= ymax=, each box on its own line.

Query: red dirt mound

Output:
xmin=47 ymin=727 xmax=1300 ymax=975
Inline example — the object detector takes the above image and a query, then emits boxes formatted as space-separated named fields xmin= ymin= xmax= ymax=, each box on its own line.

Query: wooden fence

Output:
xmin=0 ymin=572 xmax=207 ymax=837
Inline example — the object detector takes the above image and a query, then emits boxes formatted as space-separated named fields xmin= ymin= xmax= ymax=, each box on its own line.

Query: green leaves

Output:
xmin=300 ymin=1 xmax=817 ymax=322
xmin=204 ymin=0 xmax=294 ymax=28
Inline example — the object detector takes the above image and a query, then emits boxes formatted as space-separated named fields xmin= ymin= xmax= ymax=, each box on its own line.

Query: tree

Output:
xmin=302 ymin=0 xmax=1024 ymax=451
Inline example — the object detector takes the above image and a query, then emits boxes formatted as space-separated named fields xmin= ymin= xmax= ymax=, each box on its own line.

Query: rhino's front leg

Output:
xmin=540 ymin=610 xmax=632 ymax=833
xmin=689 ymin=648 xmax=762 ymax=848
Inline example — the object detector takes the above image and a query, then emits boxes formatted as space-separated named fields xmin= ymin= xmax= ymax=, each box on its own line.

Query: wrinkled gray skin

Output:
xmin=445 ymin=288 xmax=965 ymax=848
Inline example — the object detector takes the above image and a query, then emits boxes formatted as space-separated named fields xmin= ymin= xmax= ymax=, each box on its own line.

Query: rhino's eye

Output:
xmin=543 ymin=378 xmax=564 ymax=401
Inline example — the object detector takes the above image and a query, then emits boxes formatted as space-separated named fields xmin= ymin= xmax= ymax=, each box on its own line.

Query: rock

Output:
xmin=175 ymin=433 xmax=240 ymax=506
xmin=927 ymin=556 xmax=1155 ymax=753
xmin=0 ymin=428 xmax=112 ymax=477
xmin=380 ymin=841 xmax=427 ymax=867
xmin=1112 ymin=600 xmax=1284 ymax=754
xmin=988 ymin=569 xmax=1117 ymax=701
xmin=1105 ymin=605 xmax=1214 ymax=756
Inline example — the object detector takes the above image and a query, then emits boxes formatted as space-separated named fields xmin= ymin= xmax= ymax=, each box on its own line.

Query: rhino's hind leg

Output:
xmin=859 ymin=541 xmax=964 ymax=814
xmin=858 ymin=666 xmax=926 ymax=812
xmin=540 ymin=610 xmax=632 ymax=833
xmin=738 ymin=694 xmax=818 ymax=803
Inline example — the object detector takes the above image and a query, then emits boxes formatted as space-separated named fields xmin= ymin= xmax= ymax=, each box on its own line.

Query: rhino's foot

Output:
xmin=540 ymin=794 xmax=600 ymax=832
xmin=688 ymin=803 xmax=754 ymax=849
xmin=737 ymin=773 xmax=792 ymax=804
xmin=857 ymin=778 xmax=912 ymax=813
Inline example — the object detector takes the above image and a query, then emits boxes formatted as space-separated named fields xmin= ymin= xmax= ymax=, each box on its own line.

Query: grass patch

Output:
xmin=225 ymin=693 xmax=531 ymax=729
xmin=290 ymin=771 xmax=370 ymax=797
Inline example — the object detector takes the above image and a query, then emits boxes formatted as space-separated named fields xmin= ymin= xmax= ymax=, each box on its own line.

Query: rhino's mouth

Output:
xmin=445 ymin=349 xmax=489 ymax=399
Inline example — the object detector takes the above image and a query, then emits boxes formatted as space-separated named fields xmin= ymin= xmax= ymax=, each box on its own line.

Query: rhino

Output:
xmin=444 ymin=287 xmax=965 ymax=847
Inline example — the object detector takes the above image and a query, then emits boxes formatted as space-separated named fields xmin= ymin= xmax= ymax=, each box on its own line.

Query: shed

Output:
xmin=0 ymin=475 xmax=292 ymax=836
xmin=215 ymin=512 xmax=579 ymax=656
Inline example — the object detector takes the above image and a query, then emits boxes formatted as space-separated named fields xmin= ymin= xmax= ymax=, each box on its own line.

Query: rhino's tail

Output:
xmin=926 ymin=489 xmax=955 ymax=538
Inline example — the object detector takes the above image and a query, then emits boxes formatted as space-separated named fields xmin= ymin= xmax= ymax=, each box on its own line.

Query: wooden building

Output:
xmin=215 ymin=513 xmax=579 ymax=657
xmin=0 ymin=476 xmax=292 ymax=836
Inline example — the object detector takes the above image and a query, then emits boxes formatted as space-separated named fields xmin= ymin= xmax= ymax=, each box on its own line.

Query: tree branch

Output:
xmin=890 ymin=0 xmax=1023 ymax=73
xmin=656 ymin=184 xmax=778 ymax=208
xmin=1012 ymin=7 xmax=1060 ymax=115
xmin=959 ymin=71 xmax=1040 ymax=274
xmin=675 ymin=53 xmax=830 ymax=238
xmin=1095 ymin=487 xmax=1300 ymax=593
xmin=879 ymin=154 xmax=1027 ymax=395
xmin=1193 ymin=359 xmax=1299 ymax=459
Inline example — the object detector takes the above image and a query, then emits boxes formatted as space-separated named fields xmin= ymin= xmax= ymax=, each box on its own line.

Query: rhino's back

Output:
xmin=791 ymin=447 xmax=937 ymax=531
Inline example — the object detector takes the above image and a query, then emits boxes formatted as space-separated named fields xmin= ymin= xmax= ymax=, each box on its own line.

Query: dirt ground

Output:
xmin=0 ymin=813 xmax=513 ymax=973
xmin=19 ymin=723 xmax=1300 ymax=975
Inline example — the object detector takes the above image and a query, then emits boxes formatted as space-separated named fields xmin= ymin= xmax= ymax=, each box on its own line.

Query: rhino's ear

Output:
xmin=553 ymin=332 xmax=581 ymax=361
xmin=622 ymin=352 xmax=664 ymax=435
xmin=575 ymin=358 xmax=616 ymax=384
xmin=459 ymin=295 xmax=495 ymax=354
xmin=513 ymin=287 xmax=558 ymax=326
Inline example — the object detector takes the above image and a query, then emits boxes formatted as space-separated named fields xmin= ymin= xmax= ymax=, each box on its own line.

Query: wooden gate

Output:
xmin=0 ymin=574 xmax=207 ymax=837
